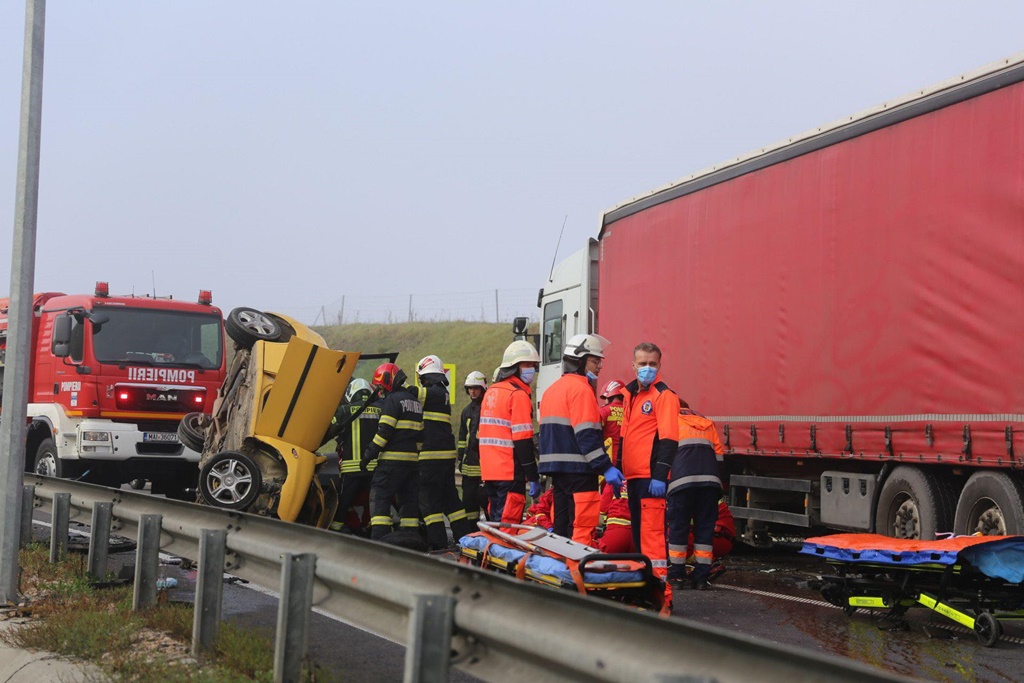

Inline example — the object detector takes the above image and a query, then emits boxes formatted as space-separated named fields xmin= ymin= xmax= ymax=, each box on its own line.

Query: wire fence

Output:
xmin=307 ymin=288 xmax=540 ymax=326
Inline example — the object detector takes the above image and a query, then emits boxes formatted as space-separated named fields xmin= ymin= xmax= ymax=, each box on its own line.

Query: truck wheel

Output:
xmin=875 ymin=466 xmax=952 ymax=540
xmin=178 ymin=412 xmax=209 ymax=453
xmin=225 ymin=307 xmax=284 ymax=349
xmin=199 ymin=451 xmax=262 ymax=510
xmin=33 ymin=438 xmax=82 ymax=479
xmin=953 ymin=471 xmax=1024 ymax=536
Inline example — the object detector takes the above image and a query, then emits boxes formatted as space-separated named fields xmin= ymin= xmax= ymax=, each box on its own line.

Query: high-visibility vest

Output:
xmin=478 ymin=377 xmax=533 ymax=481
xmin=538 ymin=373 xmax=610 ymax=475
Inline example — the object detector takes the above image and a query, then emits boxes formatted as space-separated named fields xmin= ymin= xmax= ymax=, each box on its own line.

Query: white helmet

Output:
xmin=345 ymin=378 xmax=373 ymax=402
xmin=563 ymin=333 xmax=609 ymax=360
xmin=499 ymin=340 xmax=540 ymax=369
xmin=464 ymin=371 xmax=487 ymax=389
xmin=416 ymin=354 xmax=444 ymax=376
xmin=491 ymin=367 xmax=501 ymax=383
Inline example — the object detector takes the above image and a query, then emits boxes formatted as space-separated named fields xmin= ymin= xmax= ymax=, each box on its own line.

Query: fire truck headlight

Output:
xmin=81 ymin=431 xmax=111 ymax=442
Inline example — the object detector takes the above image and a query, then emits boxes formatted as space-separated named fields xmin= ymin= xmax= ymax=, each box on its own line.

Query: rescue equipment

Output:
xmin=803 ymin=533 xmax=1024 ymax=647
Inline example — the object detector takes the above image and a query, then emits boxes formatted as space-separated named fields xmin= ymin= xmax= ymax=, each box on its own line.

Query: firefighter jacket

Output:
xmin=457 ymin=397 xmax=483 ymax=477
xmin=599 ymin=400 xmax=624 ymax=467
xmin=620 ymin=376 xmax=679 ymax=481
xmin=337 ymin=397 xmax=383 ymax=475
xmin=365 ymin=386 xmax=423 ymax=463
xmin=479 ymin=376 xmax=538 ymax=482
xmin=664 ymin=409 xmax=724 ymax=495
xmin=416 ymin=383 xmax=457 ymax=461
xmin=538 ymin=373 xmax=612 ymax=475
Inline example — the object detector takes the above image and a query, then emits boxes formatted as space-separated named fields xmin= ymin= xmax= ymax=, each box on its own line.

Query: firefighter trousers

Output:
xmin=551 ymin=472 xmax=601 ymax=546
xmin=667 ymin=485 xmax=720 ymax=583
xmin=368 ymin=460 xmax=420 ymax=540
xmin=461 ymin=475 xmax=483 ymax=524
xmin=419 ymin=459 xmax=472 ymax=549
xmin=334 ymin=472 xmax=372 ymax=532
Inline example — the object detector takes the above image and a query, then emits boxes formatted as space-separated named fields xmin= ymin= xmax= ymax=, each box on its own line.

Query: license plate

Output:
xmin=143 ymin=432 xmax=179 ymax=443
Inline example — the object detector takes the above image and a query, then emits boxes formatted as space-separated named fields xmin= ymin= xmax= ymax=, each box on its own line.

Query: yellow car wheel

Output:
xmin=199 ymin=450 xmax=263 ymax=510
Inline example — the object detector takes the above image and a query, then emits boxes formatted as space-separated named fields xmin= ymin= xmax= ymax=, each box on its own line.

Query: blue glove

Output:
xmin=528 ymin=481 xmax=542 ymax=498
xmin=648 ymin=479 xmax=667 ymax=498
xmin=602 ymin=466 xmax=624 ymax=490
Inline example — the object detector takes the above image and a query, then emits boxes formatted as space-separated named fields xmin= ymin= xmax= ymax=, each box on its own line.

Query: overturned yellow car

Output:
xmin=179 ymin=307 xmax=358 ymax=527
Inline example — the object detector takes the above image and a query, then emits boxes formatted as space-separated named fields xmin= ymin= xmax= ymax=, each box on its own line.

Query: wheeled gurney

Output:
xmin=802 ymin=533 xmax=1024 ymax=646
xmin=459 ymin=522 xmax=669 ymax=614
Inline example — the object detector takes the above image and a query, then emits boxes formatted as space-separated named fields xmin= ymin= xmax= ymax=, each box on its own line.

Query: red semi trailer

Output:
xmin=0 ymin=283 xmax=226 ymax=498
xmin=537 ymin=53 xmax=1024 ymax=544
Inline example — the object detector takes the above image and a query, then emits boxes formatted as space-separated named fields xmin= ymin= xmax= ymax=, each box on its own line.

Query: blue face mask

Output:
xmin=519 ymin=367 xmax=536 ymax=384
xmin=586 ymin=370 xmax=599 ymax=381
xmin=637 ymin=366 xmax=657 ymax=386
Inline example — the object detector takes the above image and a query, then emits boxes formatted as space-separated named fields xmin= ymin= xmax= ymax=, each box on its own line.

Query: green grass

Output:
xmin=316 ymin=321 xmax=532 ymax=418
xmin=5 ymin=544 xmax=337 ymax=682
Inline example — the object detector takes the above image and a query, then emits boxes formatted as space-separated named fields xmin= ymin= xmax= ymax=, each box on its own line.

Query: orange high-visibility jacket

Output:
xmin=620 ymin=376 xmax=679 ymax=479
xmin=479 ymin=376 xmax=537 ymax=482
xmin=665 ymin=409 xmax=724 ymax=494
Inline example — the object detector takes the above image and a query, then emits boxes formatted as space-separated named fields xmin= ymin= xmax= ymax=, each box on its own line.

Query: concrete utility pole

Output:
xmin=1 ymin=0 xmax=46 ymax=605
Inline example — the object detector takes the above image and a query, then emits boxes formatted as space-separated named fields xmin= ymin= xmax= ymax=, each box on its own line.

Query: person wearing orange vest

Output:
xmin=538 ymin=334 xmax=624 ymax=545
xmin=666 ymin=399 xmax=725 ymax=590
xmin=599 ymin=379 xmax=625 ymax=469
xmin=479 ymin=340 xmax=540 ymax=526
xmin=620 ymin=342 xmax=679 ymax=586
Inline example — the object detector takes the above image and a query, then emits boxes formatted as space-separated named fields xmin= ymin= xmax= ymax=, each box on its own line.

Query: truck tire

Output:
xmin=33 ymin=438 xmax=83 ymax=480
xmin=875 ymin=466 xmax=952 ymax=540
xmin=225 ymin=307 xmax=285 ymax=349
xmin=199 ymin=450 xmax=262 ymax=510
xmin=953 ymin=471 xmax=1024 ymax=536
xmin=178 ymin=412 xmax=209 ymax=453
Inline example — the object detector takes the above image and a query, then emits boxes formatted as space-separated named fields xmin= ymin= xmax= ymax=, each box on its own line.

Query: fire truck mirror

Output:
xmin=52 ymin=314 xmax=73 ymax=357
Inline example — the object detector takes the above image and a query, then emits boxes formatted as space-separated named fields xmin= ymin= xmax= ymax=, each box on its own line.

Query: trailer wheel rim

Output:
xmin=969 ymin=499 xmax=1007 ymax=536
xmin=892 ymin=497 xmax=921 ymax=539
xmin=236 ymin=310 xmax=278 ymax=336
xmin=204 ymin=458 xmax=255 ymax=505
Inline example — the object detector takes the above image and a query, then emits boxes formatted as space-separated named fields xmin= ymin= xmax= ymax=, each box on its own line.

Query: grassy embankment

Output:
xmin=315 ymin=321 xmax=521 ymax=418
xmin=3 ymin=545 xmax=334 ymax=682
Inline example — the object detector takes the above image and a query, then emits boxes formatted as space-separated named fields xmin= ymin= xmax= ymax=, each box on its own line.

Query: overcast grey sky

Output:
xmin=3 ymin=2 xmax=1024 ymax=324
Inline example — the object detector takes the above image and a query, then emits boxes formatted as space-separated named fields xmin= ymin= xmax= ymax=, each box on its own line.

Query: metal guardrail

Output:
xmin=24 ymin=474 xmax=912 ymax=683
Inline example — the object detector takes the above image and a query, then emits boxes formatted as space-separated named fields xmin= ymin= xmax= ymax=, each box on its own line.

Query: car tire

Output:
xmin=199 ymin=450 xmax=263 ymax=510
xmin=178 ymin=412 xmax=209 ymax=453
xmin=953 ymin=470 xmax=1024 ymax=536
xmin=225 ymin=307 xmax=284 ymax=349
xmin=875 ymin=466 xmax=952 ymax=540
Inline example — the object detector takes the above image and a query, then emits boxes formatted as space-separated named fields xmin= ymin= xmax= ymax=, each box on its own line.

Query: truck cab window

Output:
xmin=69 ymin=317 xmax=84 ymax=362
xmin=542 ymin=300 xmax=563 ymax=365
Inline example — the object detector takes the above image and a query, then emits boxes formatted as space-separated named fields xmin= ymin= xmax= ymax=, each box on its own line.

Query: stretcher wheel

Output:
xmin=974 ymin=611 xmax=1002 ymax=647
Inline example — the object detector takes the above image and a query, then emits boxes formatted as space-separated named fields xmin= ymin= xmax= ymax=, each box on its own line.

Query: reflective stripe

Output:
xmin=668 ymin=544 xmax=688 ymax=553
xmin=678 ymin=437 xmax=714 ymax=447
xmin=574 ymin=421 xmax=602 ymax=433
xmin=481 ymin=417 xmax=512 ymax=427
xmin=379 ymin=415 xmax=397 ymax=426
xmin=511 ymin=423 xmax=533 ymax=434
xmin=461 ymin=465 xmax=481 ymax=476
xmin=667 ymin=475 xmax=721 ymax=493
xmin=396 ymin=420 xmax=423 ymax=430
xmin=457 ymin=439 xmax=468 ymax=449
xmin=606 ymin=517 xmax=630 ymax=526
xmin=371 ymin=516 xmax=393 ymax=526
xmin=423 ymin=411 xmax=452 ymax=424
xmin=668 ymin=548 xmax=688 ymax=559
xmin=651 ymin=560 xmax=668 ymax=568
xmin=381 ymin=452 xmax=419 ymax=461
xmin=583 ymin=447 xmax=606 ymax=464
xmin=448 ymin=509 xmax=467 ymax=522
xmin=480 ymin=437 xmax=514 ymax=448
xmin=540 ymin=416 xmax=572 ymax=426
xmin=372 ymin=434 xmax=388 ymax=447
xmin=465 ymin=511 xmax=479 ymax=521
xmin=419 ymin=451 xmax=457 ymax=460
xmin=399 ymin=518 xmax=420 ymax=528
xmin=694 ymin=543 xmax=713 ymax=552
xmin=424 ymin=513 xmax=445 ymax=525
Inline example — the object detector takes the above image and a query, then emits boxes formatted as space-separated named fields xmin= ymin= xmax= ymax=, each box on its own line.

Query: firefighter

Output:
xmin=362 ymin=362 xmax=423 ymax=540
xmin=415 ymin=354 xmax=472 ymax=549
xmin=620 ymin=342 xmax=679 ymax=586
xmin=457 ymin=370 xmax=488 ymax=526
xmin=479 ymin=340 xmax=541 ymax=525
xmin=329 ymin=378 xmax=381 ymax=534
xmin=666 ymin=399 xmax=725 ymax=589
xmin=538 ymin=334 xmax=624 ymax=545
xmin=599 ymin=379 xmax=626 ymax=469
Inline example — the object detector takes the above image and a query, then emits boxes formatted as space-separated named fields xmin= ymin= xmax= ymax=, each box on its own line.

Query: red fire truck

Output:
xmin=537 ymin=53 xmax=1024 ymax=543
xmin=0 ymin=282 xmax=226 ymax=498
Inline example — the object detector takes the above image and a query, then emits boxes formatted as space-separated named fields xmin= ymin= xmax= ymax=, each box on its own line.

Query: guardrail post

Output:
xmin=274 ymin=552 xmax=316 ymax=683
xmin=132 ymin=514 xmax=162 ymax=610
xmin=192 ymin=529 xmax=227 ymax=656
xmin=20 ymin=484 xmax=35 ymax=548
xmin=49 ymin=492 xmax=70 ymax=562
xmin=403 ymin=594 xmax=455 ymax=683
xmin=87 ymin=502 xmax=112 ymax=580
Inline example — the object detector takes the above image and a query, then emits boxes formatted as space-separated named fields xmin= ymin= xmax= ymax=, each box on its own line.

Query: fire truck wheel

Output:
xmin=178 ymin=412 xmax=209 ymax=453
xmin=199 ymin=451 xmax=262 ymax=510
xmin=33 ymin=438 xmax=83 ymax=480
xmin=225 ymin=307 xmax=284 ymax=349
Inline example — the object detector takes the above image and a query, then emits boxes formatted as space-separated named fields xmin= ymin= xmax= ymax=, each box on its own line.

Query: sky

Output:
xmin=3 ymin=2 xmax=1024 ymax=325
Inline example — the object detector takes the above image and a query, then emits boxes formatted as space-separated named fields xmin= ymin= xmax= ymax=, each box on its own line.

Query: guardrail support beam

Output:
xmin=87 ymin=502 xmax=112 ymax=580
xmin=404 ymin=594 xmax=456 ymax=683
xmin=49 ymin=492 xmax=69 ymax=562
xmin=192 ymin=528 xmax=227 ymax=656
xmin=20 ymin=484 xmax=35 ymax=548
xmin=274 ymin=552 xmax=316 ymax=683
xmin=132 ymin=513 xmax=162 ymax=610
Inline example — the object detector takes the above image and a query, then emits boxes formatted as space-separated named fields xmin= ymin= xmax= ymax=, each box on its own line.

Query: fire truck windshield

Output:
xmin=92 ymin=308 xmax=223 ymax=370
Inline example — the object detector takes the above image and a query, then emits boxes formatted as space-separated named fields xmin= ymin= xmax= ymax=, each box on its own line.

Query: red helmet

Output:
xmin=599 ymin=379 xmax=625 ymax=400
xmin=372 ymin=362 xmax=404 ymax=393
